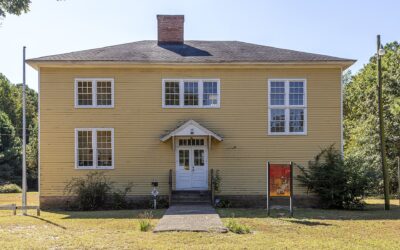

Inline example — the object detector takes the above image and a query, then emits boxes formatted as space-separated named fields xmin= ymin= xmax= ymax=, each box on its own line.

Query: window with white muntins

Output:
xmin=75 ymin=78 xmax=114 ymax=108
xmin=162 ymin=79 xmax=220 ymax=108
xmin=268 ymin=79 xmax=307 ymax=135
xmin=75 ymin=128 xmax=114 ymax=169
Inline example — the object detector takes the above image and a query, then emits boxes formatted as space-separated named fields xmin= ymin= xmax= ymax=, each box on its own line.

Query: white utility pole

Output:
xmin=22 ymin=46 xmax=27 ymax=215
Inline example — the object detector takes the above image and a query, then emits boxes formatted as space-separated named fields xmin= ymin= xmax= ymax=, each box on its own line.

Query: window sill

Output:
xmin=162 ymin=105 xmax=220 ymax=109
xmin=267 ymin=132 xmax=307 ymax=136
xmin=75 ymin=166 xmax=114 ymax=170
xmin=74 ymin=106 xmax=114 ymax=109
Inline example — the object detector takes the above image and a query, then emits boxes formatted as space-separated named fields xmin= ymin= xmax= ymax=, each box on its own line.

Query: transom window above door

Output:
xmin=268 ymin=79 xmax=307 ymax=135
xmin=162 ymin=79 xmax=220 ymax=108
xmin=75 ymin=78 xmax=114 ymax=108
xmin=179 ymin=138 xmax=205 ymax=146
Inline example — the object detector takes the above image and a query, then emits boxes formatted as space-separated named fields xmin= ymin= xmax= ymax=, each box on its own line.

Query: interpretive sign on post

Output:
xmin=267 ymin=162 xmax=293 ymax=217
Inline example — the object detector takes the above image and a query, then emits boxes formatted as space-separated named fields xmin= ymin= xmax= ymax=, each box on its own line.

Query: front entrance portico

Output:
xmin=160 ymin=120 xmax=223 ymax=191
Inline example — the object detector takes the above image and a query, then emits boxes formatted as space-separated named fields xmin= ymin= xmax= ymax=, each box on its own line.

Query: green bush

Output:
xmin=225 ymin=216 xmax=251 ymax=234
xmin=64 ymin=172 xmax=112 ymax=210
xmin=215 ymin=199 xmax=231 ymax=208
xmin=0 ymin=183 xmax=22 ymax=193
xmin=297 ymin=145 xmax=371 ymax=209
xmin=147 ymin=197 xmax=169 ymax=209
xmin=110 ymin=184 xmax=133 ymax=209
xmin=138 ymin=211 xmax=153 ymax=232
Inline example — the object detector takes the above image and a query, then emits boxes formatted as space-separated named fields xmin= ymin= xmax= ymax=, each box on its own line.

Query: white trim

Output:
xmin=74 ymin=128 xmax=114 ymax=170
xmin=38 ymin=67 xmax=41 ymax=198
xmin=74 ymin=78 xmax=114 ymax=108
xmin=162 ymin=79 xmax=221 ymax=108
xmin=340 ymin=68 xmax=344 ymax=156
xmin=175 ymin=142 xmax=209 ymax=191
xmin=267 ymin=79 xmax=307 ymax=135
xmin=160 ymin=120 xmax=223 ymax=142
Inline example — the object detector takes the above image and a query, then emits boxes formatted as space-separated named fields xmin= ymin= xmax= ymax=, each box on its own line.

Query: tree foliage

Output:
xmin=0 ymin=73 xmax=38 ymax=188
xmin=0 ymin=0 xmax=30 ymax=18
xmin=297 ymin=145 xmax=373 ymax=209
xmin=344 ymin=41 xmax=400 ymax=194
xmin=0 ymin=111 xmax=21 ymax=184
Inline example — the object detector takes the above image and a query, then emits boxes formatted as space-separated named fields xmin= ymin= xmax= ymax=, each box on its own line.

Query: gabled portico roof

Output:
xmin=160 ymin=120 xmax=223 ymax=142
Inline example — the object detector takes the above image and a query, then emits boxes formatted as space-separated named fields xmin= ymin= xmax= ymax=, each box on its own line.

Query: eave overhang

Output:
xmin=160 ymin=120 xmax=223 ymax=142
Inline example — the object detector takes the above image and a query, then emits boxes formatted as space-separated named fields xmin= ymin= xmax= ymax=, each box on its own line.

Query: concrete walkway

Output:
xmin=153 ymin=204 xmax=228 ymax=233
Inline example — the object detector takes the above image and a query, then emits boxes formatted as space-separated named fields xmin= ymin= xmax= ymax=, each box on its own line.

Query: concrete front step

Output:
xmin=171 ymin=190 xmax=211 ymax=205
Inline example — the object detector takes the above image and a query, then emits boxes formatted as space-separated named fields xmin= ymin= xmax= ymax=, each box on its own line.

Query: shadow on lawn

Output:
xmin=281 ymin=219 xmax=332 ymax=226
xmin=217 ymin=203 xmax=400 ymax=221
xmin=27 ymin=215 xmax=67 ymax=229
xmin=48 ymin=209 xmax=165 ymax=220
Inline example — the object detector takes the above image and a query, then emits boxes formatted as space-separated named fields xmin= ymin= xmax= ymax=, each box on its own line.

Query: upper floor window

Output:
xmin=162 ymin=79 xmax=220 ymax=108
xmin=75 ymin=78 xmax=114 ymax=108
xmin=268 ymin=79 xmax=307 ymax=135
xmin=75 ymin=128 xmax=114 ymax=169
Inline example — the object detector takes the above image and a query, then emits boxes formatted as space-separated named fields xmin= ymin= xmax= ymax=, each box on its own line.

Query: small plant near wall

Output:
xmin=212 ymin=170 xmax=222 ymax=193
xmin=111 ymin=184 xmax=133 ymax=209
xmin=138 ymin=211 xmax=153 ymax=232
xmin=215 ymin=199 xmax=231 ymax=208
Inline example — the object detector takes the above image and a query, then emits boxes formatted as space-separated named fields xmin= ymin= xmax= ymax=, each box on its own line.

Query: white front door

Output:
xmin=176 ymin=145 xmax=208 ymax=190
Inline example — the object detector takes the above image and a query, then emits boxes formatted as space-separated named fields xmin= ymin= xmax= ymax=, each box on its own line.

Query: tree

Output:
xmin=26 ymin=117 xmax=38 ymax=187
xmin=0 ymin=0 xmax=30 ymax=18
xmin=344 ymin=41 xmax=400 ymax=194
xmin=0 ymin=111 xmax=21 ymax=185
xmin=297 ymin=145 xmax=373 ymax=209
xmin=0 ymin=73 xmax=38 ymax=189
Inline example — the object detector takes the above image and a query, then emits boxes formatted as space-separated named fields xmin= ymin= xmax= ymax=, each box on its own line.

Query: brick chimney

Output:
xmin=157 ymin=15 xmax=184 ymax=45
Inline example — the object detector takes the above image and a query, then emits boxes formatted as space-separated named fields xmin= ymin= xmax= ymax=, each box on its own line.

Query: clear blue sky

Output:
xmin=1 ymin=0 xmax=399 ymax=91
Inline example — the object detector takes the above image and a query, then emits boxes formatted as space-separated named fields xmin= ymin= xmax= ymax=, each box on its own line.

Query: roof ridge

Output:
xmin=26 ymin=40 xmax=356 ymax=66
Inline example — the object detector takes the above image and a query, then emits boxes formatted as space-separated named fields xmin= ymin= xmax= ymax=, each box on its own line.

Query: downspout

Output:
xmin=340 ymin=67 xmax=344 ymax=157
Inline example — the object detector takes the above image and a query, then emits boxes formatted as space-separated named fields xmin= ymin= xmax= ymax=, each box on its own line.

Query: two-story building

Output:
xmin=27 ymin=15 xmax=355 ymax=208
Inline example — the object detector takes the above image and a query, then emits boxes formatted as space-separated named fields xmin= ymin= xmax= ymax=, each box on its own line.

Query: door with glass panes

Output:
xmin=176 ymin=138 xmax=208 ymax=190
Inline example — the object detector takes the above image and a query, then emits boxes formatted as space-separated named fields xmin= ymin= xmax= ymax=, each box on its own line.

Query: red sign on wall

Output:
xmin=269 ymin=164 xmax=291 ymax=197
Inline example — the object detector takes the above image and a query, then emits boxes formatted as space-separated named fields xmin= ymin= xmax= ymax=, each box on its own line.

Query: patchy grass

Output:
xmin=0 ymin=193 xmax=399 ymax=249
xmin=138 ymin=210 xmax=153 ymax=232
xmin=225 ymin=217 xmax=251 ymax=234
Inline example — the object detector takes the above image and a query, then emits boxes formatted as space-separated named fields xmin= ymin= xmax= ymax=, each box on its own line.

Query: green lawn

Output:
xmin=0 ymin=192 xmax=399 ymax=249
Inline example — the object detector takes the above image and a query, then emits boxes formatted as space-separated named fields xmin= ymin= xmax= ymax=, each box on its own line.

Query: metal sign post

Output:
xmin=151 ymin=180 xmax=159 ymax=209
xmin=22 ymin=46 xmax=27 ymax=216
xmin=266 ymin=161 xmax=270 ymax=216
xmin=290 ymin=161 xmax=294 ymax=217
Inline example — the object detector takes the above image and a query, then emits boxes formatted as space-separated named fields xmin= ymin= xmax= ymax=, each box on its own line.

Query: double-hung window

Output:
xmin=162 ymin=79 xmax=220 ymax=108
xmin=75 ymin=78 xmax=114 ymax=108
xmin=268 ymin=79 xmax=307 ymax=135
xmin=75 ymin=128 xmax=114 ymax=169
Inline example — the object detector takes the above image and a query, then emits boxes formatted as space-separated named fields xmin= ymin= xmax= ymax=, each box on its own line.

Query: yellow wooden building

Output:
xmin=27 ymin=15 xmax=355 ymax=208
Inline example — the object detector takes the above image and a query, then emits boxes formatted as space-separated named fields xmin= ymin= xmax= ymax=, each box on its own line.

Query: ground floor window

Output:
xmin=75 ymin=128 xmax=114 ymax=169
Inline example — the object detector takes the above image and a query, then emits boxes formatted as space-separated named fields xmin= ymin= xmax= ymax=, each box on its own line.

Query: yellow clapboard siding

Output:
xmin=39 ymin=67 xmax=341 ymax=196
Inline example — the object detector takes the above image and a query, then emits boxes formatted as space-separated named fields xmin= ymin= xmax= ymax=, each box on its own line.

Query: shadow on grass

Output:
xmin=281 ymin=219 xmax=332 ymax=226
xmin=47 ymin=209 xmax=166 ymax=220
xmin=27 ymin=215 xmax=67 ymax=229
xmin=217 ymin=203 xmax=400 ymax=221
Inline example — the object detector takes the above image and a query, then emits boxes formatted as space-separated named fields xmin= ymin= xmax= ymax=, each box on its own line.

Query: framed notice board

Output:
xmin=267 ymin=162 xmax=294 ymax=216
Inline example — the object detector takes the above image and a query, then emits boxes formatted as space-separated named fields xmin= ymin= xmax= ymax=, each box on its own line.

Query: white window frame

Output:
xmin=268 ymin=79 xmax=307 ymax=135
xmin=74 ymin=78 xmax=114 ymax=108
xmin=162 ymin=79 xmax=221 ymax=108
xmin=75 ymin=128 xmax=115 ymax=169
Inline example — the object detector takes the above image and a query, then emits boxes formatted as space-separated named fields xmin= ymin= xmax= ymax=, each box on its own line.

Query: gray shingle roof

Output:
xmin=27 ymin=40 xmax=355 ymax=64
